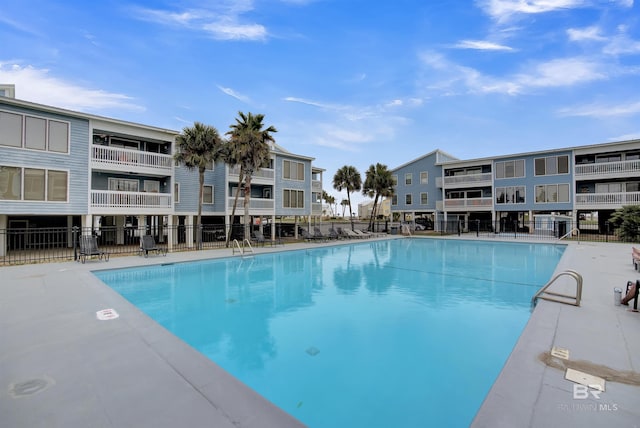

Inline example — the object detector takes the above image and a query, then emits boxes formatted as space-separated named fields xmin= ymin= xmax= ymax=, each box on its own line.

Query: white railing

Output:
xmin=228 ymin=165 xmax=275 ymax=180
xmin=91 ymin=190 xmax=172 ymax=209
xmin=227 ymin=197 xmax=274 ymax=210
xmin=575 ymin=191 xmax=640 ymax=207
xmin=312 ymin=180 xmax=322 ymax=191
xmin=92 ymin=145 xmax=172 ymax=171
xmin=443 ymin=172 xmax=492 ymax=186
xmin=312 ymin=202 xmax=323 ymax=215
xmin=444 ymin=197 xmax=493 ymax=209
xmin=575 ymin=159 xmax=640 ymax=177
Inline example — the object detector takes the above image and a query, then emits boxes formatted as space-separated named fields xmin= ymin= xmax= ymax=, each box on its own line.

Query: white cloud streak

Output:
xmin=453 ymin=40 xmax=515 ymax=51
xmin=0 ymin=63 xmax=144 ymax=112
xmin=477 ymin=0 xmax=633 ymax=23
xmin=558 ymin=100 xmax=640 ymax=117
xmin=132 ymin=2 xmax=268 ymax=41
xmin=567 ymin=26 xmax=606 ymax=42
xmin=217 ymin=85 xmax=251 ymax=103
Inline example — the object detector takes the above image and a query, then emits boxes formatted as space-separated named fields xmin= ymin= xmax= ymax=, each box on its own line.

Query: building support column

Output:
xmin=529 ymin=210 xmax=534 ymax=234
xmin=0 ymin=215 xmax=7 ymax=257
xmin=270 ymin=215 xmax=276 ymax=240
xmin=294 ymin=216 xmax=299 ymax=240
xmin=115 ymin=216 xmax=125 ymax=245
xmin=66 ymin=216 xmax=74 ymax=248
xmin=185 ymin=215 xmax=194 ymax=248
xmin=167 ymin=215 xmax=174 ymax=251
xmin=82 ymin=215 xmax=92 ymax=236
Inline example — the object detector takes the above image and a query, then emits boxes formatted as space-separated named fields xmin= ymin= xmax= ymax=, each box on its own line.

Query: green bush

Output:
xmin=609 ymin=205 xmax=640 ymax=242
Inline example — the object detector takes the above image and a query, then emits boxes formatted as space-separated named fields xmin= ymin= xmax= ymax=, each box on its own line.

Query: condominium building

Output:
xmin=0 ymin=90 xmax=321 ymax=255
xmin=391 ymin=140 xmax=640 ymax=233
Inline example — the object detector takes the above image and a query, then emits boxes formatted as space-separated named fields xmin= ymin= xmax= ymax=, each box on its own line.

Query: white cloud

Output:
xmin=283 ymin=96 xmax=343 ymax=110
xmin=217 ymin=85 xmax=251 ymax=103
xmin=132 ymin=2 xmax=268 ymax=41
xmin=420 ymin=51 xmax=610 ymax=96
xmin=567 ymin=26 xmax=606 ymax=42
xmin=558 ymin=100 xmax=640 ymax=117
xmin=453 ymin=40 xmax=514 ymax=51
xmin=0 ymin=62 xmax=144 ymax=112
xmin=609 ymin=131 xmax=640 ymax=141
xmin=477 ymin=0 xmax=633 ymax=23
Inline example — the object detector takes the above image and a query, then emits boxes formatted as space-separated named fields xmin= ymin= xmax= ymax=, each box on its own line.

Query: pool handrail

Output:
xmin=531 ymin=269 xmax=583 ymax=307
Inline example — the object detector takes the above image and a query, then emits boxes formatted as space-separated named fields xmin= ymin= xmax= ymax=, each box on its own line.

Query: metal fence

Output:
xmin=0 ymin=219 xmax=628 ymax=265
xmin=439 ymin=219 xmax=622 ymax=243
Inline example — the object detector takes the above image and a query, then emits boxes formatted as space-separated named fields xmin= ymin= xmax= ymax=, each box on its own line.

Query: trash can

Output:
xmin=614 ymin=287 xmax=622 ymax=306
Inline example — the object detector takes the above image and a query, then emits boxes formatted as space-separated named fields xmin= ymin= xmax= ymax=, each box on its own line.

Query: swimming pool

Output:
xmin=96 ymin=238 xmax=565 ymax=427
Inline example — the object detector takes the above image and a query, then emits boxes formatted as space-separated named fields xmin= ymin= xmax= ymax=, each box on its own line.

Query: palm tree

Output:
xmin=362 ymin=163 xmax=395 ymax=231
xmin=226 ymin=112 xmax=277 ymax=242
xmin=340 ymin=199 xmax=349 ymax=217
xmin=322 ymin=190 xmax=336 ymax=216
xmin=174 ymin=122 xmax=225 ymax=248
xmin=333 ymin=166 xmax=362 ymax=231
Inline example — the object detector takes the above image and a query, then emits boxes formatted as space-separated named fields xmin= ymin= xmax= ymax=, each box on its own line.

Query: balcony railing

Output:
xmin=92 ymin=145 xmax=173 ymax=173
xmin=443 ymin=172 xmax=492 ymax=187
xmin=312 ymin=180 xmax=322 ymax=191
xmin=91 ymin=190 xmax=172 ymax=211
xmin=575 ymin=191 xmax=640 ymax=207
xmin=575 ymin=159 xmax=640 ymax=177
xmin=444 ymin=197 xmax=493 ymax=210
xmin=227 ymin=197 xmax=274 ymax=210
xmin=228 ymin=165 xmax=275 ymax=180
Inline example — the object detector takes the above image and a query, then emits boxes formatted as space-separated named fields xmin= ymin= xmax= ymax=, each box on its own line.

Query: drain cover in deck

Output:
xmin=565 ymin=368 xmax=605 ymax=391
xmin=551 ymin=346 xmax=569 ymax=360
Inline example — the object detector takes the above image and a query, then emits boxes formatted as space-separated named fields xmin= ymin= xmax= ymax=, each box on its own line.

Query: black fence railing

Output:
xmin=0 ymin=219 xmax=627 ymax=265
xmin=438 ymin=219 xmax=622 ymax=243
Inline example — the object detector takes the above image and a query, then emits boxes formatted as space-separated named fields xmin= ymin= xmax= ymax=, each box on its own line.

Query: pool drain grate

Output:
xmin=306 ymin=346 xmax=320 ymax=356
xmin=96 ymin=308 xmax=119 ymax=320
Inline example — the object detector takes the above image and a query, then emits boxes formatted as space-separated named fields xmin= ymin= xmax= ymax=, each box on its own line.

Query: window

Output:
xmin=312 ymin=192 xmax=321 ymax=203
xmin=47 ymin=170 xmax=68 ymax=201
xmin=596 ymin=183 xmax=622 ymax=193
xmin=203 ymin=185 xmax=213 ymax=204
xmin=144 ymin=180 xmax=160 ymax=193
xmin=0 ymin=111 xmax=70 ymax=153
xmin=495 ymin=159 xmax=525 ymax=179
xmin=283 ymin=189 xmax=305 ymax=208
xmin=49 ymin=120 xmax=69 ymax=153
xmin=283 ymin=160 xmax=305 ymax=181
xmin=405 ymin=194 xmax=412 ymax=205
xmin=24 ymin=168 xmax=45 ymax=200
xmin=405 ymin=173 xmax=412 ymax=185
xmin=420 ymin=171 xmax=428 ymax=184
xmin=174 ymin=183 xmax=180 ymax=203
xmin=495 ymin=186 xmax=525 ymax=204
xmin=0 ymin=166 xmax=67 ymax=201
xmin=535 ymin=184 xmax=569 ymax=203
xmin=391 ymin=194 xmax=398 ymax=205
xmin=25 ymin=116 xmax=46 ymax=150
xmin=108 ymin=178 xmax=139 ymax=192
xmin=534 ymin=155 xmax=569 ymax=176
xmin=0 ymin=111 xmax=22 ymax=147
xmin=391 ymin=175 xmax=398 ymax=186
xmin=0 ymin=166 xmax=21 ymax=200
xmin=420 ymin=192 xmax=428 ymax=205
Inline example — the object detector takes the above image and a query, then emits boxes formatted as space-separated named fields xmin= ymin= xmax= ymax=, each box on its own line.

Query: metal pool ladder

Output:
xmin=531 ymin=269 xmax=583 ymax=307
xmin=232 ymin=239 xmax=254 ymax=256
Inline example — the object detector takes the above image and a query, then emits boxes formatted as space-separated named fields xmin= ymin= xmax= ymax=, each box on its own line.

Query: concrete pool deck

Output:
xmin=1 ymin=237 xmax=639 ymax=427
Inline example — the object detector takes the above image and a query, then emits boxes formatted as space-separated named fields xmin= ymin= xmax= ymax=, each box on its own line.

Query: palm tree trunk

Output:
xmin=347 ymin=192 xmax=354 ymax=231
xmin=226 ymin=167 xmax=244 ymax=247
xmin=369 ymin=194 xmax=379 ymax=231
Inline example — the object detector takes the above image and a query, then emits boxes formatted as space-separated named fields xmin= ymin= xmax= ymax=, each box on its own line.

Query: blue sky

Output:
xmin=2 ymin=0 xmax=639 ymax=207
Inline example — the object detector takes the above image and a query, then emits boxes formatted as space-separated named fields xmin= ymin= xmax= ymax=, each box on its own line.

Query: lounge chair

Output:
xmin=632 ymin=247 xmax=640 ymax=270
xmin=139 ymin=235 xmax=167 ymax=257
xmin=343 ymin=229 xmax=365 ymax=239
xmin=313 ymin=227 xmax=329 ymax=241
xmin=622 ymin=279 xmax=640 ymax=311
xmin=328 ymin=228 xmax=342 ymax=240
xmin=78 ymin=235 xmax=109 ymax=263
xmin=353 ymin=230 xmax=372 ymax=239
xmin=252 ymin=230 xmax=279 ymax=247
xmin=300 ymin=228 xmax=321 ymax=242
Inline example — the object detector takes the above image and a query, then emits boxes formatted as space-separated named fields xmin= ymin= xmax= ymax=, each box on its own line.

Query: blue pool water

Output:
xmin=95 ymin=238 xmax=565 ymax=428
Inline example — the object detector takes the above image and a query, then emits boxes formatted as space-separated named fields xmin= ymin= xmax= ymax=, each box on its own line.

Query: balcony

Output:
xmin=312 ymin=180 xmax=322 ymax=191
xmin=228 ymin=165 xmax=274 ymax=183
xmin=443 ymin=172 xmax=492 ymax=188
xmin=91 ymin=190 xmax=172 ymax=214
xmin=575 ymin=191 xmax=640 ymax=209
xmin=92 ymin=145 xmax=173 ymax=176
xmin=312 ymin=202 xmax=323 ymax=216
xmin=575 ymin=159 xmax=640 ymax=180
xmin=227 ymin=197 xmax=275 ymax=213
xmin=443 ymin=197 xmax=493 ymax=211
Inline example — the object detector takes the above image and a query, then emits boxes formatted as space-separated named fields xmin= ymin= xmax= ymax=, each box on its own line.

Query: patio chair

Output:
xmin=353 ymin=229 xmax=372 ymax=239
xmin=328 ymin=228 xmax=342 ymax=240
xmin=300 ymin=228 xmax=320 ymax=242
xmin=78 ymin=235 xmax=109 ymax=264
xmin=313 ymin=227 xmax=329 ymax=241
xmin=622 ymin=279 xmax=640 ymax=311
xmin=252 ymin=230 xmax=278 ymax=247
xmin=139 ymin=235 xmax=167 ymax=257
xmin=632 ymin=247 xmax=640 ymax=270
